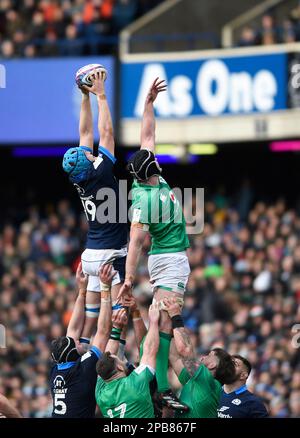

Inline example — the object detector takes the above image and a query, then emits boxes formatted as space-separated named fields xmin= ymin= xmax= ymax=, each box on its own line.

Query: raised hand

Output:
xmin=75 ymin=262 xmax=88 ymax=296
xmin=112 ymin=308 xmax=128 ymax=330
xmin=146 ymin=77 xmax=167 ymax=104
xmin=85 ymin=69 xmax=106 ymax=96
xmin=162 ymin=297 xmax=182 ymax=318
xmin=148 ymin=302 xmax=160 ymax=324
xmin=117 ymin=279 xmax=133 ymax=302
xmin=122 ymin=294 xmax=138 ymax=312
xmin=99 ymin=263 xmax=115 ymax=287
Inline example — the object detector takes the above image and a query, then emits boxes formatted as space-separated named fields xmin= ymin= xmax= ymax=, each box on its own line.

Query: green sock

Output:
xmin=140 ymin=331 xmax=172 ymax=393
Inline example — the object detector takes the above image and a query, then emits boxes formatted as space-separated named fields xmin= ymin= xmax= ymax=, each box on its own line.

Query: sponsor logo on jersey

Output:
xmin=53 ymin=375 xmax=67 ymax=394
xmin=218 ymin=406 xmax=230 ymax=412
xmin=218 ymin=412 xmax=232 ymax=418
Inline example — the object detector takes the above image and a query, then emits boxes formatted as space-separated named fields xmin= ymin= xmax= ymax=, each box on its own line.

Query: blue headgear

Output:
xmin=62 ymin=146 xmax=93 ymax=183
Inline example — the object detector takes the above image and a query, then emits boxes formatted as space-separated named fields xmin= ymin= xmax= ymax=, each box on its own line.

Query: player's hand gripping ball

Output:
xmin=75 ymin=64 xmax=107 ymax=88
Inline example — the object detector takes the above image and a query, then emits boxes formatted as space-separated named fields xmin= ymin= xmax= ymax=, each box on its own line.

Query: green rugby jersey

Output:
xmin=131 ymin=176 xmax=190 ymax=255
xmin=95 ymin=364 xmax=155 ymax=418
xmin=176 ymin=364 xmax=221 ymax=418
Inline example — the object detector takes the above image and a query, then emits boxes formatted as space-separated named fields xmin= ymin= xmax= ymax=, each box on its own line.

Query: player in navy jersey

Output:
xmin=50 ymin=263 xmax=113 ymax=418
xmin=62 ymin=69 xmax=128 ymax=348
xmin=218 ymin=355 xmax=269 ymax=418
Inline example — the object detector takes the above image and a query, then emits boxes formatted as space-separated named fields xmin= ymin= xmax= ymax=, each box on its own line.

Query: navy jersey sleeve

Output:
xmin=80 ymin=346 xmax=102 ymax=376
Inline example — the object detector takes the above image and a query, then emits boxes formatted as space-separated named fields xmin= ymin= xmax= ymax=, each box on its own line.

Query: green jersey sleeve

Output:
xmin=178 ymin=367 xmax=191 ymax=386
xmin=131 ymin=190 xmax=151 ymax=225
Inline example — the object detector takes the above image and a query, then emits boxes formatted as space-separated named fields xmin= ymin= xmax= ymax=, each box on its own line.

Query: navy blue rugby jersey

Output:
xmin=50 ymin=346 xmax=101 ymax=418
xmin=218 ymin=385 xmax=269 ymax=418
xmin=73 ymin=147 xmax=128 ymax=250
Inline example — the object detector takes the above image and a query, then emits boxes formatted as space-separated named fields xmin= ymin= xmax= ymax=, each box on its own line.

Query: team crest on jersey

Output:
xmin=232 ymin=398 xmax=241 ymax=405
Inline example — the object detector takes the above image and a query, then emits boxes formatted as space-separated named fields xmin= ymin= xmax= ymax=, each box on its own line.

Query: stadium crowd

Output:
xmin=0 ymin=0 xmax=162 ymax=58
xmin=238 ymin=4 xmax=300 ymax=47
xmin=0 ymin=188 xmax=300 ymax=417
xmin=2 ymin=1 xmax=300 ymax=58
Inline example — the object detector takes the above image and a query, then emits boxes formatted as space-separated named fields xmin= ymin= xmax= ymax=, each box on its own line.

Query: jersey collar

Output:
xmin=57 ymin=361 xmax=76 ymax=370
xmin=234 ymin=384 xmax=248 ymax=395
xmin=223 ymin=384 xmax=247 ymax=395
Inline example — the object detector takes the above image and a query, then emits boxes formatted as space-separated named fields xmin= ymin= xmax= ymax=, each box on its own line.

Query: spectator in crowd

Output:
xmin=112 ymin=0 xmax=137 ymax=33
xmin=238 ymin=26 xmax=258 ymax=47
xmin=260 ymin=13 xmax=277 ymax=45
xmin=60 ymin=23 xmax=84 ymax=56
xmin=0 ymin=38 xmax=14 ymax=57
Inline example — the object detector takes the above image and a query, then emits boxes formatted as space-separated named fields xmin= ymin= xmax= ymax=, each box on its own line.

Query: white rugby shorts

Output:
xmin=81 ymin=247 xmax=127 ymax=292
xmin=148 ymin=251 xmax=190 ymax=295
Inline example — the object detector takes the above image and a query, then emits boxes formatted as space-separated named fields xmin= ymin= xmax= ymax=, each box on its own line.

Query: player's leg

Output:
xmin=145 ymin=252 xmax=190 ymax=412
xmin=80 ymin=280 xmax=122 ymax=350
xmin=153 ymin=287 xmax=183 ymax=392
xmin=79 ymin=275 xmax=101 ymax=350
xmin=80 ymin=250 xmax=127 ymax=349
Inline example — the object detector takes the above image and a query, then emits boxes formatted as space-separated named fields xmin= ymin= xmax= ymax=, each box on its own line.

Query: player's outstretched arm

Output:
xmin=105 ymin=309 xmax=128 ymax=355
xmin=123 ymin=294 xmax=147 ymax=348
xmin=88 ymin=70 xmax=115 ymax=156
xmin=92 ymin=264 xmax=114 ymax=352
xmin=78 ymin=87 xmax=93 ymax=149
xmin=140 ymin=303 xmax=160 ymax=369
xmin=0 ymin=393 xmax=22 ymax=418
xmin=140 ymin=77 xmax=167 ymax=153
xmin=164 ymin=297 xmax=200 ymax=376
xmin=169 ymin=338 xmax=185 ymax=378
xmin=117 ymin=225 xmax=147 ymax=300
xmin=66 ymin=262 xmax=88 ymax=340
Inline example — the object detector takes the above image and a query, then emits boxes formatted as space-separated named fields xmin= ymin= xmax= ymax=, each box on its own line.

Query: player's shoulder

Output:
xmin=131 ymin=364 xmax=155 ymax=381
xmin=194 ymin=364 xmax=221 ymax=390
xmin=196 ymin=363 xmax=214 ymax=380
xmin=240 ymin=389 xmax=259 ymax=400
xmin=158 ymin=176 xmax=169 ymax=186
xmin=81 ymin=346 xmax=102 ymax=362
xmin=242 ymin=390 xmax=266 ymax=406
xmin=131 ymin=184 xmax=152 ymax=207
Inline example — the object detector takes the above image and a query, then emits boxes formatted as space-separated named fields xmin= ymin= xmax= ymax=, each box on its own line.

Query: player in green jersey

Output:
xmin=95 ymin=303 xmax=160 ymax=418
xmin=118 ymin=78 xmax=190 ymax=412
xmin=164 ymin=297 xmax=236 ymax=418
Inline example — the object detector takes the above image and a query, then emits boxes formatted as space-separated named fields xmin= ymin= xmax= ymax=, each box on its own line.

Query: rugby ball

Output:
xmin=75 ymin=64 xmax=107 ymax=87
